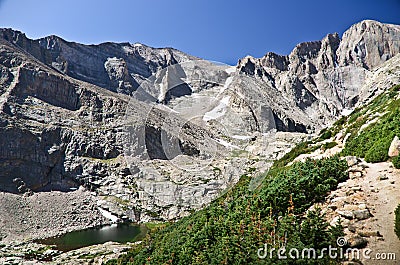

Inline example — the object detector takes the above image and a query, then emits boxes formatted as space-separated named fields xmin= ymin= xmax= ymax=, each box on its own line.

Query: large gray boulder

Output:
xmin=388 ymin=136 xmax=400 ymax=157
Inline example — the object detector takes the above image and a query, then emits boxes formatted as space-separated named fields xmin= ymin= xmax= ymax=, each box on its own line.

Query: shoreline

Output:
xmin=0 ymin=187 xmax=109 ymax=245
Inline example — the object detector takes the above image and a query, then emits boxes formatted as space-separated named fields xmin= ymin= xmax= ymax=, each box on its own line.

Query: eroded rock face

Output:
xmin=0 ymin=127 xmax=64 ymax=192
xmin=0 ymin=29 xmax=196 ymax=94
xmin=337 ymin=20 xmax=400 ymax=69
xmin=12 ymin=66 xmax=80 ymax=110
xmin=236 ymin=20 xmax=400 ymax=131
xmin=0 ymin=38 xmax=251 ymax=221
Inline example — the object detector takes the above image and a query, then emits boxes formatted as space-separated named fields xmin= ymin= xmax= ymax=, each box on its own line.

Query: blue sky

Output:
xmin=0 ymin=0 xmax=399 ymax=65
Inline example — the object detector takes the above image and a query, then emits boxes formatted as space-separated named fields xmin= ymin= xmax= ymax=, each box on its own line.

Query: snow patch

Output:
xmin=341 ymin=108 xmax=353 ymax=116
xmin=231 ymin=135 xmax=252 ymax=140
xmin=98 ymin=207 xmax=119 ymax=223
xmin=122 ymin=46 xmax=134 ymax=53
xmin=225 ymin=66 xmax=236 ymax=74
xmin=214 ymin=138 xmax=239 ymax=149
xmin=219 ymin=76 xmax=233 ymax=94
xmin=158 ymin=75 xmax=168 ymax=102
xmin=220 ymin=96 xmax=230 ymax=105
xmin=203 ymin=96 xmax=230 ymax=121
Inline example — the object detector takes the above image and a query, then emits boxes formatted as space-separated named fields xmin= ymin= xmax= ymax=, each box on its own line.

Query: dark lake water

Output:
xmin=36 ymin=223 xmax=146 ymax=252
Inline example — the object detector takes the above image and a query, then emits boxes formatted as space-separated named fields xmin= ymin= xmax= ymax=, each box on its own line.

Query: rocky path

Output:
xmin=323 ymin=159 xmax=400 ymax=264
xmin=359 ymin=162 xmax=400 ymax=264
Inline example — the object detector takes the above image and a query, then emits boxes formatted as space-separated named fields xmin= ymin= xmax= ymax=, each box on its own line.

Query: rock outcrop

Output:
xmin=0 ymin=37 xmax=265 ymax=222
xmin=236 ymin=20 xmax=400 ymax=131
xmin=0 ymin=29 xmax=197 ymax=94
xmin=337 ymin=20 xmax=400 ymax=69
xmin=388 ymin=136 xmax=400 ymax=157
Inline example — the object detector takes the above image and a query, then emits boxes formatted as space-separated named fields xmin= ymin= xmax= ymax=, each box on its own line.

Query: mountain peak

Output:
xmin=337 ymin=19 xmax=400 ymax=69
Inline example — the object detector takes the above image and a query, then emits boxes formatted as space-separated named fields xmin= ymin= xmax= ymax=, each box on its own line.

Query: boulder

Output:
xmin=358 ymin=230 xmax=381 ymax=237
xmin=348 ymin=224 xmax=357 ymax=233
xmin=378 ymin=175 xmax=389 ymax=180
xmin=348 ymin=235 xmax=368 ymax=248
xmin=353 ymin=209 xmax=371 ymax=220
xmin=388 ymin=136 xmax=400 ymax=157
xmin=330 ymin=216 xmax=341 ymax=227
xmin=345 ymin=156 xmax=359 ymax=167
xmin=358 ymin=203 xmax=367 ymax=210
xmin=337 ymin=210 xmax=354 ymax=220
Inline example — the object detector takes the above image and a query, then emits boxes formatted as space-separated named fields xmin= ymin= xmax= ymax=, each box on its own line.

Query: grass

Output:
xmin=144 ymin=222 xmax=168 ymax=233
xmin=317 ymin=115 xmax=347 ymax=142
xmin=322 ymin=141 xmax=338 ymax=151
xmin=24 ymin=246 xmax=55 ymax=261
xmin=341 ymin=84 xmax=400 ymax=163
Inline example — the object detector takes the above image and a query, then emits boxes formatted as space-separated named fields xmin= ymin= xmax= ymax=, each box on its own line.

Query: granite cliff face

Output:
xmin=338 ymin=20 xmax=400 ymax=69
xmin=236 ymin=20 xmax=400 ymax=130
xmin=0 ymin=29 xmax=196 ymax=94
xmin=0 ymin=37 xmax=127 ymax=194
xmin=0 ymin=20 xmax=399 ymax=222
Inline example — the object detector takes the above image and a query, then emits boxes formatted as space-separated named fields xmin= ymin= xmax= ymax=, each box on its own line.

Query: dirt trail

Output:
xmin=359 ymin=162 xmax=400 ymax=264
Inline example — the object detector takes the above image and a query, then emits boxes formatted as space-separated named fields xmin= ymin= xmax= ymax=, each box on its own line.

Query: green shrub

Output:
xmin=334 ymin=115 xmax=347 ymax=127
xmin=395 ymin=204 xmax=400 ymax=240
xmin=347 ymin=109 xmax=363 ymax=124
xmin=393 ymin=156 xmax=400 ymax=169
xmin=364 ymin=137 xmax=391 ymax=163
xmin=322 ymin=141 xmax=338 ymax=151
xmin=319 ymin=129 xmax=332 ymax=140
xmin=260 ymin=156 xmax=348 ymax=215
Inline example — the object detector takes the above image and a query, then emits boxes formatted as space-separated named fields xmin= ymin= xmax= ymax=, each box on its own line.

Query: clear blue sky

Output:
xmin=0 ymin=0 xmax=399 ymax=65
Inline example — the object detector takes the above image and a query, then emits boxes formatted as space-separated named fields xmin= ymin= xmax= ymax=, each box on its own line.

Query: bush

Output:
xmin=260 ymin=156 xmax=348 ymax=214
xmin=364 ymin=138 xmax=391 ymax=163
xmin=319 ymin=129 xmax=332 ymax=140
xmin=395 ymin=204 xmax=400 ymax=240
xmin=322 ymin=141 xmax=338 ymax=151
xmin=393 ymin=156 xmax=400 ymax=169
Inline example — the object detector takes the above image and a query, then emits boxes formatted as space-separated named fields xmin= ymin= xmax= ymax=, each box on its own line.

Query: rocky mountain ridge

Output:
xmin=0 ymin=28 xmax=197 ymax=94
xmin=237 ymin=20 xmax=400 ymax=128
xmin=0 ymin=19 xmax=399 ymax=226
